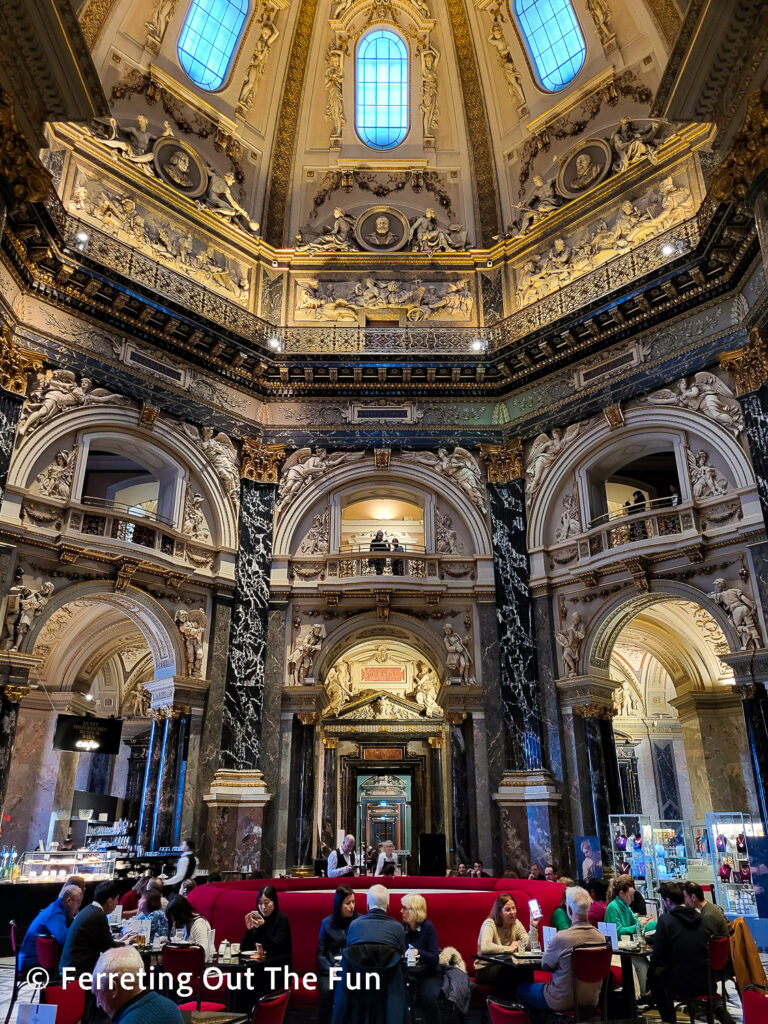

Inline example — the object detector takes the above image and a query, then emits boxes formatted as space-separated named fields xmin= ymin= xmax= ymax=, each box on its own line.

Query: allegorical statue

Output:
xmin=555 ymin=613 xmax=585 ymax=677
xmin=323 ymin=660 xmax=352 ymax=716
xmin=35 ymin=449 xmax=77 ymax=499
xmin=19 ymin=370 xmax=129 ymax=438
xmin=288 ymin=624 xmax=326 ymax=684
xmin=442 ymin=624 xmax=474 ymax=684
xmin=413 ymin=661 xmax=441 ymax=715
xmin=708 ymin=579 xmax=762 ymax=650
xmin=4 ymin=581 xmax=55 ymax=651
xmin=175 ymin=609 xmax=206 ymax=677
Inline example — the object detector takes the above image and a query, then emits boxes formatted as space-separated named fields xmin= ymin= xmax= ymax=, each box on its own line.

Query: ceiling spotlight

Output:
xmin=85 ymin=693 xmax=94 ymax=701
xmin=661 ymin=243 xmax=675 ymax=257
xmin=75 ymin=230 xmax=90 ymax=251
xmin=268 ymin=336 xmax=282 ymax=351
xmin=471 ymin=338 xmax=487 ymax=353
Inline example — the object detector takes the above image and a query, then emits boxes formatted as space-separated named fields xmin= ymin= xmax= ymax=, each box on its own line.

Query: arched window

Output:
xmin=514 ymin=0 xmax=585 ymax=91
xmin=356 ymin=29 xmax=409 ymax=149
xmin=178 ymin=0 xmax=248 ymax=90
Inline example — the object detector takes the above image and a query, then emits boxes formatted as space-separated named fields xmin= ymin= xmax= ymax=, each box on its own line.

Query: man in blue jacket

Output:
xmin=346 ymin=885 xmax=406 ymax=951
xmin=19 ymin=883 xmax=83 ymax=974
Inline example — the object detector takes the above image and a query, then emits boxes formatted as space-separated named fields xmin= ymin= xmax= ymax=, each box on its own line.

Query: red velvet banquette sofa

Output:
xmin=188 ymin=877 xmax=564 ymax=1009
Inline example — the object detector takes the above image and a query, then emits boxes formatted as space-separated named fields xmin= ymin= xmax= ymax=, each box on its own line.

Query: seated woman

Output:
xmin=240 ymin=886 xmax=293 ymax=1005
xmin=120 ymin=875 xmax=151 ymax=919
xmin=180 ymin=878 xmax=197 ymax=898
xmin=316 ymin=885 xmax=358 ymax=1024
xmin=605 ymin=875 xmax=652 ymax=997
xmin=550 ymin=877 xmax=574 ymax=931
xmin=475 ymin=893 xmax=533 ymax=986
xmin=133 ymin=888 xmax=169 ymax=944
xmin=401 ymin=894 xmax=441 ymax=1024
xmin=166 ymin=894 xmax=211 ymax=949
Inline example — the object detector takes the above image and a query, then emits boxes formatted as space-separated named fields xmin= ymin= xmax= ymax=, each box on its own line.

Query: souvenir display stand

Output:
xmin=649 ymin=820 xmax=688 ymax=883
xmin=610 ymin=814 xmax=654 ymax=896
xmin=705 ymin=812 xmax=759 ymax=917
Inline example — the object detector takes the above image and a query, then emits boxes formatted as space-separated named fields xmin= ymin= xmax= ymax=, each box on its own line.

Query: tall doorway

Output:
xmin=358 ymin=773 xmax=411 ymax=850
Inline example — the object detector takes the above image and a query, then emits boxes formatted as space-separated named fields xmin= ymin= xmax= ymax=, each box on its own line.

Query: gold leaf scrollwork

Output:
xmin=718 ymin=327 xmax=768 ymax=397
xmin=708 ymin=89 xmax=768 ymax=203
xmin=479 ymin=438 xmax=524 ymax=484
xmin=0 ymin=89 xmax=51 ymax=203
xmin=0 ymin=325 xmax=43 ymax=396
xmin=240 ymin=438 xmax=287 ymax=482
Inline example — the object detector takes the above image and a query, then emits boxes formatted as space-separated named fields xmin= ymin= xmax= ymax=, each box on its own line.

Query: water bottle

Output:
xmin=406 ymin=944 xmax=417 ymax=967
xmin=529 ymin=925 xmax=540 ymax=953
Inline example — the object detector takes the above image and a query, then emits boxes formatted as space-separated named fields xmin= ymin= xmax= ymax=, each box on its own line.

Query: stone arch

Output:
xmin=273 ymin=453 xmax=491 ymax=558
xmin=7 ymin=405 xmax=238 ymax=548
xmin=527 ymin=405 xmax=756 ymax=550
xmin=314 ymin=611 xmax=451 ymax=684
xmin=584 ymin=580 xmax=741 ymax=680
xmin=24 ymin=581 xmax=184 ymax=683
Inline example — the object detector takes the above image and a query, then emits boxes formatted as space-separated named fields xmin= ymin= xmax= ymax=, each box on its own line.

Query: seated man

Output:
xmin=93 ymin=946 xmax=184 ymax=1023
xmin=19 ymin=883 xmax=83 ymax=974
xmin=650 ymin=880 xmax=713 ymax=1023
xmin=683 ymin=881 xmax=729 ymax=937
xmin=516 ymin=886 xmax=605 ymax=1012
xmin=346 ymin=885 xmax=406 ymax=953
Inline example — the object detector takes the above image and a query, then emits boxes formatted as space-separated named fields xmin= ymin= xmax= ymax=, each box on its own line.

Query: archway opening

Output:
xmin=340 ymin=496 xmax=425 ymax=552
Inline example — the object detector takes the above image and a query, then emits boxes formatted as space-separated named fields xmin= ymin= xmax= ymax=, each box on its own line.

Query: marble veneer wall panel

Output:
xmin=260 ymin=608 xmax=287 ymax=874
xmin=741 ymin=386 xmax=768 ymax=530
xmin=477 ymin=603 xmax=505 ymax=869
xmin=220 ymin=480 xmax=277 ymax=771
xmin=0 ymin=392 xmax=23 ymax=496
xmin=197 ymin=594 xmax=232 ymax=863
xmin=487 ymin=480 xmax=544 ymax=770
xmin=3 ymin=709 xmax=70 ymax=848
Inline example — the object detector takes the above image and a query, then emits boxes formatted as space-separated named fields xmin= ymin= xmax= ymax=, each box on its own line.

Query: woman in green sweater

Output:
xmin=550 ymin=877 xmax=574 ymax=931
xmin=605 ymin=876 xmax=642 ymax=936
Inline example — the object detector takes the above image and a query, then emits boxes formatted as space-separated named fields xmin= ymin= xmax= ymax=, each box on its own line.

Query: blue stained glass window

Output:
xmin=178 ymin=0 xmax=248 ymax=90
xmin=514 ymin=0 xmax=585 ymax=91
xmin=356 ymin=30 xmax=409 ymax=149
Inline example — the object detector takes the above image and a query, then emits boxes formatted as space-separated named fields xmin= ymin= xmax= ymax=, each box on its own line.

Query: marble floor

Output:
xmin=0 ymin=956 xmax=754 ymax=1023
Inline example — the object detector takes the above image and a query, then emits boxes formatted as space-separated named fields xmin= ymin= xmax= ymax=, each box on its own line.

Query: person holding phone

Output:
xmin=475 ymin=894 xmax=541 ymax=985
xmin=236 ymin=886 xmax=293 ymax=1008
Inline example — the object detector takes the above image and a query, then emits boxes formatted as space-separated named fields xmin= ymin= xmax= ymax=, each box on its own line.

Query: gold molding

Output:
xmin=709 ymin=89 xmax=768 ymax=203
xmin=718 ymin=327 xmax=768 ymax=397
xmin=480 ymin=438 xmax=523 ymax=483
xmin=264 ymin=0 xmax=322 ymax=246
xmin=0 ymin=324 xmax=43 ymax=396
xmin=2 ymin=684 xmax=29 ymax=703
xmin=297 ymin=711 xmax=318 ymax=724
xmin=642 ymin=0 xmax=682 ymax=48
xmin=241 ymin=438 xmax=287 ymax=482
xmin=79 ymin=0 xmax=120 ymax=50
xmin=0 ymin=90 xmax=51 ymax=203
xmin=443 ymin=0 xmax=501 ymax=245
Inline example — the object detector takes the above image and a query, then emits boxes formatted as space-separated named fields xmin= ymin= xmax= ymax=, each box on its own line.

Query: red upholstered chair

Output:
xmin=4 ymin=920 xmax=36 ymax=1024
xmin=41 ymin=983 xmax=86 ymax=1024
xmin=162 ymin=943 xmax=226 ymax=1011
xmin=252 ymin=990 xmax=289 ymax=1024
xmin=548 ymin=942 xmax=613 ymax=1024
xmin=35 ymin=935 xmax=59 ymax=975
xmin=675 ymin=935 xmax=732 ymax=1024
xmin=487 ymin=998 xmax=533 ymax=1023
xmin=743 ymin=985 xmax=768 ymax=1024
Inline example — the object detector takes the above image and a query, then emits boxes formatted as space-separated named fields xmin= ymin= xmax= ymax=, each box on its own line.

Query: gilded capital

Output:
xmin=0 ymin=325 xmax=43 ymax=396
xmin=241 ymin=438 xmax=287 ymax=483
xmin=2 ymin=684 xmax=29 ymax=703
xmin=297 ymin=711 xmax=318 ymax=725
xmin=709 ymin=89 xmax=768 ymax=203
xmin=479 ymin=438 xmax=524 ymax=484
xmin=322 ymin=735 xmax=339 ymax=748
xmin=718 ymin=327 xmax=768 ymax=396
xmin=0 ymin=90 xmax=51 ymax=203
xmin=428 ymin=736 xmax=444 ymax=749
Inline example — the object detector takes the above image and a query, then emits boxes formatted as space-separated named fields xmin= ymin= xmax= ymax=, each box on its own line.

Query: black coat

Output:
xmin=650 ymin=905 xmax=713 ymax=996
xmin=316 ymin=913 xmax=358 ymax=973
xmin=60 ymin=903 xmax=116 ymax=975
xmin=241 ymin=911 xmax=292 ymax=965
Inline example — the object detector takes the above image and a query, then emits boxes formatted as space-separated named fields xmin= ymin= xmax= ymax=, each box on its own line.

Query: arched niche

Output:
xmin=7 ymin=406 xmax=238 ymax=548
xmin=583 ymin=581 xmax=742 ymax=681
xmin=24 ymin=581 xmax=186 ymax=683
xmin=273 ymin=453 xmax=491 ymax=559
xmin=527 ymin=405 xmax=756 ymax=551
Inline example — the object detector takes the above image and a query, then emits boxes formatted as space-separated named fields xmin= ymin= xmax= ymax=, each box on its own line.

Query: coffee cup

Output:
xmin=231 ymin=943 xmax=240 ymax=956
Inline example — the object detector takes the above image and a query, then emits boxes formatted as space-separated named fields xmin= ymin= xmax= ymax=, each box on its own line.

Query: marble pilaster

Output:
xmin=320 ymin=737 xmax=338 ymax=857
xmin=86 ymin=752 xmax=111 ymax=796
xmin=137 ymin=712 xmax=164 ymax=849
xmin=0 ymin=390 xmax=24 ymax=498
xmin=486 ymin=477 xmax=544 ymax=771
xmin=259 ymin=608 xmax=287 ymax=874
xmin=124 ymin=732 xmax=149 ymax=810
xmin=152 ymin=708 xmax=188 ymax=849
xmin=289 ymin=715 xmax=316 ymax=868
xmin=0 ymin=652 xmax=42 ymax=820
xmin=449 ymin=721 xmax=471 ymax=865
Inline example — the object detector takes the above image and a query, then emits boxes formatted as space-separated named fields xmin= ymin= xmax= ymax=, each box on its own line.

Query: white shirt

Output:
xmin=187 ymin=916 xmax=211 ymax=949
xmin=375 ymin=852 xmax=399 ymax=876
xmin=327 ymin=847 xmax=358 ymax=877
xmin=165 ymin=854 xmax=192 ymax=886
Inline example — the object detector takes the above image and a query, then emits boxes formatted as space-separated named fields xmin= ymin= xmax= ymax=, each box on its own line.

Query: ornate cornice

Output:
xmin=263 ymin=0 xmax=321 ymax=246
xmin=0 ymin=89 xmax=50 ymax=202
xmin=0 ymin=324 xmax=43 ymax=396
xmin=709 ymin=90 xmax=768 ymax=203
xmin=479 ymin=438 xmax=523 ymax=483
xmin=718 ymin=326 xmax=768 ymax=396
xmin=241 ymin=438 xmax=287 ymax=482
xmin=78 ymin=0 xmax=119 ymax=49
xmin=642 ymin=0 xmax=682 ymax=47
xmin=443 ymin=0 xmax=501 ymax=245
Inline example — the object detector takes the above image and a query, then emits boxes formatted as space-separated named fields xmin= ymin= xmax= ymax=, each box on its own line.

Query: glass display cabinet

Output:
xmin=649 ymin=820 xmax=688 ymax=882
xmin=610 ymin=814 xmax=654 ymax=896
xmin=705 ymin=811 xmax=760 ymax=917
xmin=17 ymin=849 xmax=116 ymax=883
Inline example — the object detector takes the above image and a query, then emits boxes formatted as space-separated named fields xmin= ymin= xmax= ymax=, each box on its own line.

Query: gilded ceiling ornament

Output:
xmin=479 ymin=439 xmax=523 ymax=484
xmin=708 ymin=89 xmax=768 ymax=202
xmin=641 ymin=373 xmax=744 ymax=436
xmin=0 ymin=89 xmax=51 ymax=202
xmin=718 ymin=327 xmax=768 ymax=397
xmin=144 ymin=0 xmax=177 ymax=54
xmin=238 ymin=3 xmax=281 ymax=114
xmin=240 ymin=438 xmax=287 ymax=483
xmin=0 ymin=325 xmax=42 ymax=397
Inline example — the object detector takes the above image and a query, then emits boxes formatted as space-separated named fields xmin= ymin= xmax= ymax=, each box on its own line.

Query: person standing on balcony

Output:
xmin=369 ymin=530 xmax=389 ymax=574
xmin=390 ymin=538 xmax=404 ymax=576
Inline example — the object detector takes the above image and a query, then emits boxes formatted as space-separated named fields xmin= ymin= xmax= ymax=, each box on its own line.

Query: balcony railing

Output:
xmin=288 ymin=551 xmax=478 ymax=583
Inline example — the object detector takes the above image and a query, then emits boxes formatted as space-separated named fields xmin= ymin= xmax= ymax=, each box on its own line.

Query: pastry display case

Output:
xmin=17 ymin=849 xmax=116 ymax=882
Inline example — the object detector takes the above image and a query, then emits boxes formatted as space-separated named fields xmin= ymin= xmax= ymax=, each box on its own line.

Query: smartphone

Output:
xmin=528 ymin=898 xmax=542 ymax=920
